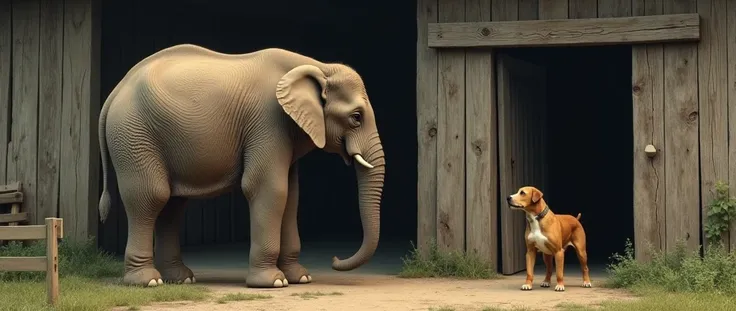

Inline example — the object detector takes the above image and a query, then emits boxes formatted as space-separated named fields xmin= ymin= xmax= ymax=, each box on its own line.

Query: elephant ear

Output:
xmin=275 ymin=64 xmax=328 ymax=149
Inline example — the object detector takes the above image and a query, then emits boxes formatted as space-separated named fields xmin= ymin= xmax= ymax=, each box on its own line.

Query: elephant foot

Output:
xmin=279 ymin=262 xmax=312 ymax=284
xmin=246 ymin=267 xmax=289 ymax=288
xmin=123 ymin=267 xmax=164 ymax=287
xmin=157 ymin=263 xmax=196 ymax=284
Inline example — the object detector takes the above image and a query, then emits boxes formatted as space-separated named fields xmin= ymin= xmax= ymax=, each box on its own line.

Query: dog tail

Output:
xmin=576 ymin=213 xmax=582 ymax=220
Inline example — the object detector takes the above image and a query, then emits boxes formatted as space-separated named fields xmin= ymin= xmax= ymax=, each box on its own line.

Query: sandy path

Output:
xmin=133 ymin=270 xmax=636 ymax=311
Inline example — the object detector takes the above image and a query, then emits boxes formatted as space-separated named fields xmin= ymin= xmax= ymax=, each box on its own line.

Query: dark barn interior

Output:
xmin=98 ymin=0 xmax=418 ymax=271
xmin=501 ymin=46 xmax=634 ymax=265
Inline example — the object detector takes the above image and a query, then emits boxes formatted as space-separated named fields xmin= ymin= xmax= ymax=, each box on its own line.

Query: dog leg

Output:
xmin=541 ymin=254 xmax=553 ymax=288
xmin=554 ymin=250 xmax=565 ymax=291
xmin=521 ymin=248 xmax=536 ymax=290
xmin=572 ymin=234 xmax=592 ymax=288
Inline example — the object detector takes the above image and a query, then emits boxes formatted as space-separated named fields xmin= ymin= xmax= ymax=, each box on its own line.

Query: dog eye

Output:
xmin=520 ymin=191 xmax=526 ymax=196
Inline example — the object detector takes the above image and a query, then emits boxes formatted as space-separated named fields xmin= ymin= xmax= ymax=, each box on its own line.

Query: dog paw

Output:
xmin=582 ymin=281 xmax=592 ymax=288
xmin=521 ymin=284 xmax=533 ymax=291
xmin=540 ymin=281 xmax=550 ymax=288
xmin=554 ymin=284 xmax=565 ymax=292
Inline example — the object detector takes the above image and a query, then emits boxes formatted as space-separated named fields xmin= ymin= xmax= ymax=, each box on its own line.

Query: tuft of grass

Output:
xmin=0 ymin=238 xmax=123 ymax=281
xmin=399 ymin=241 xmax=498 ymax=279
xmin=290 ymin=291 xmax=344 ymax=299
xmin=606 ymin=239 xmax=736 ymax=295
xmin=216 ymin=293 xmax=272 ymax=304
xmin=0 ymin=239 xmax=210 ymax=311
xmin=428 ymin=307 xmax=455 ymax=311
xmin=557 ymin=288 xmax=736 ymax=311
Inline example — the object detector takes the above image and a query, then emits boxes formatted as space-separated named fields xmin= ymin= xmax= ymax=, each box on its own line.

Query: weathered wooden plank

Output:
xmin=729 ymin=0 xmax=736 ymax=252
xmin=632 ymin=0 xmax=666 ymax=262
xmin=0 ymin=212 xmax=28 ymax=224
xmin=61 ymin=0 xmax=100 ymax=241
xmin=491 ymin=0 xmax=518 ymax=22
xmin=436 ymin=0 xmax=466 ymax=253
xmin=0 ymin=1 xmax=9 ymax=185
xmin=0 ymin=225 xmax=46 ymax=240
xmin=697 ymin=0 xmax=729 ymax=248
xmin=538 ymin=0 xmax=567 ymax=19
xmin=46 ymin=218 xmax=61 ymax=305
xmin=0 ymin=257 xmax=47 ymax=272
xmin=518 ymin=0 xmax=538 ymax=20
xmin=663 ymin=0 xmax=699 ymax=252
xmin=0 ymin=182 xmax=21 ymax=194
xmin=598 ymin=0 xmax=632 ymax=17
xmin=37 ymin=0 xmax=64 ymax=223
xmin=569 ymin=0 xmax=597 ymax=18
xmin=0 ymin=192 xmax=23 ymax=204
xmin=417 ymin=0 xmax=439 ymax=253
xmin=8 ymin=0 xmax=40 ymax=225
xmin=464 ymin=0 xmax=495 ymax=266
xmin=428 ymin=14 xmax=700 ymax=48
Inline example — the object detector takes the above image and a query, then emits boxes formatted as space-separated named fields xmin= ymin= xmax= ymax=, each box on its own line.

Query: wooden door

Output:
xmin=497 ymin=53 xmax=549 ymax=275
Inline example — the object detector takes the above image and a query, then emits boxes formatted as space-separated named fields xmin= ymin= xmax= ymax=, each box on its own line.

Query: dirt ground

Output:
xmin=132 ymin=269 xmax=636 ymax=311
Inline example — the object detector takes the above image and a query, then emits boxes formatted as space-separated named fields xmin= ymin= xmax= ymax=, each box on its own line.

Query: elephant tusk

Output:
xmin=353 ymin=154 xmax=374 ymax=169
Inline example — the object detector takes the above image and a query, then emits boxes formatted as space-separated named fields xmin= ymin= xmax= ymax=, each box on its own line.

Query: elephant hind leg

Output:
xmin=154 ymin=197 xmax=195 ymax=284
xmin=118 ymin=166 xmax=172 ymax=287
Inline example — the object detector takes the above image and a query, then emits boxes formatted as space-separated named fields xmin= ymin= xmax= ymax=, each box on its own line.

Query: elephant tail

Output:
xmin=98 ymin=94 xmax=117 ymax=224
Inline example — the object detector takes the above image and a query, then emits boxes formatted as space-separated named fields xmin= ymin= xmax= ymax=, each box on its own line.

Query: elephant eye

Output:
xmin=350 ymin=112 xmax=362 ymax=127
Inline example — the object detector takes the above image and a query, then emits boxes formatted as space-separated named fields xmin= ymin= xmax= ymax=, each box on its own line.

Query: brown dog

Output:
xmin=506 ymin=186 xmax=591 ymax=292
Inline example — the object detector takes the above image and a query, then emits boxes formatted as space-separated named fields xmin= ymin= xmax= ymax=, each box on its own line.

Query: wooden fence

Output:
xmin=0 ymin=217 xmax=64 ymax=306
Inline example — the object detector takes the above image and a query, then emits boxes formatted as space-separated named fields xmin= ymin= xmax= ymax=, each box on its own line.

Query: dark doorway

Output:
xmin=498 ymin=46 xmax=634 ymax=269
xmin=98 ymin=0 xmax=418 ymax=274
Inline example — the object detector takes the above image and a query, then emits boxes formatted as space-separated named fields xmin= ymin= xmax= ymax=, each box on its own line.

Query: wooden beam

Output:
xmin=0 ymin=192 xmax=23 ymax=204
xmin=0 ymin=212 xmax=28 ymax=224
xmin=428 ymin=13 xmax=700 ymax=48
xmin=0 ymin=225 xmax=47 ymax=240
xmin=0 ymin=257 xmax=47 ymax=272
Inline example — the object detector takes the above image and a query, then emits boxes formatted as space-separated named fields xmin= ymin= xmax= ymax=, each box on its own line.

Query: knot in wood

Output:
xmin=472 ymin=142 xmax=482 ymax=156
xmin=428 ymin=127 xmax=437 ymax=137
xmin=632 ymin=85 xmax=641 ymax=93
xmin=480 ymin=27 xmax=491 ymax=36
xmin=687 ymin=111 xmax=698 ymax=121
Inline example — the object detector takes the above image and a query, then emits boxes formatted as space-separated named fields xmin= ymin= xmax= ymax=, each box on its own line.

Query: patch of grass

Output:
xmin=556 ymin=288 xmax=736 ymax=311
xmin=290 ymin=291 xmax=344 ymax=299
xmin=0 ymin=239 xmax=210 ymax=311
xmin=216 ymin=292 xmax=272 ymax=304
xmin=606 ymin=239 xmax=736 ymax=294
xmin=399 ymin=241 xmax=498 ymax=279
xmin=428 ymin=307 xmax=455 ymax=311
xmin=0 ymin=239 xmax=122 ymax=281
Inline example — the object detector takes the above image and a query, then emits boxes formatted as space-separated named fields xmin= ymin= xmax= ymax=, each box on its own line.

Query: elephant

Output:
xmin=97 ymin=44 xmax=386 ymax=288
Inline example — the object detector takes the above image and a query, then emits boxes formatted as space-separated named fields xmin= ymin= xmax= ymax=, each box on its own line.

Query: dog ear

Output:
xmin=531 ymin=189 xmax=543 ymax=203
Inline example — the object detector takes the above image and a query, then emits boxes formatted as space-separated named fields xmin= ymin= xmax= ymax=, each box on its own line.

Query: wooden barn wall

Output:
xmin=0 ymin=0 xmax=100 ymax=242
xmin=417 ymin=0 xmax=736 ymax=266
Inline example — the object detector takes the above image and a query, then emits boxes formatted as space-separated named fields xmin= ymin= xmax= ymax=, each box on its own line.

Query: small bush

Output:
xmin=0 ymin=238 xmax=123 ymax=282
xmin=399 ymin=241 xmax=498 ymax=279
xmin=606 ymin=239 xmax=736 ymax=294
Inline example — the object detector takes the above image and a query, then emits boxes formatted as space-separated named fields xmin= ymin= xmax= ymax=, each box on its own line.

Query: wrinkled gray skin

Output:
xmin=98 ymin=44 xmax=386 ymax=288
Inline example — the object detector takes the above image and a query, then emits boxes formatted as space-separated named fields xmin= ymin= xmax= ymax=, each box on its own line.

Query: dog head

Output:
xmin=506 ymin=186 xmax=544 ymax=212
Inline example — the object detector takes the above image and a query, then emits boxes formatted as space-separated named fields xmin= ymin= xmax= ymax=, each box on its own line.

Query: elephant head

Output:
xmin=275 ymin=63 xmax=386 ymax=271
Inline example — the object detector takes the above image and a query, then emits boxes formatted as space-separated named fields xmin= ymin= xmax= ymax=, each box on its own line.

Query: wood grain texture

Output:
xmin=518 ymin=0 xmax=538 ymax=20
xmin=0 ymin=225 xmax=46 ymax=240
xmin=45 ymin=217 xmax=60 ymax=306
xmin=538 ymin=0 xmax=567 ymax=19
xmin=728 ymin=0 xmax=736 ymax=251
xmin=663 ymin=0 xmax=699 ymax=253
xmin=598 ymin=0 xmax=632 ymax=17
xmin=569 ymin=0 xmax=597 ymax=19
xmin=697 ymin=0 xmax=729 ymax=248
xmin=0 ymin=212 xmax=28 ymax=224
xmin=428 ymin=14 xmax=699 ymax=48
xmin=0 ymin=257 xmax=47 ymax=271
xmin=9 ymin=0 xmax=40 ymax=225
xmin=491 ymin=0 xmax=518 ymax=22
xmin=60 ymin=0 xmax=98 ymax=241
xmin=0 ymin=1 xmax=9 ymax=185
xmin=436 ymin=0 xmax=466 ymax=253
xmin=464 ymin=0 xmax=495 ymax=267
xmin=417 ymin=0 xmax=439 ymax=253
xmin=632 ymin=0 xmax=666 ymax=262
xmin=37 ymin=0 xmax=64 ymax=223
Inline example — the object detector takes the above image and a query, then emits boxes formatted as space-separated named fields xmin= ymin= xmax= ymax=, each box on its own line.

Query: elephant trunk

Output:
xmin=332 ymin=134 xmax=385 ymax=271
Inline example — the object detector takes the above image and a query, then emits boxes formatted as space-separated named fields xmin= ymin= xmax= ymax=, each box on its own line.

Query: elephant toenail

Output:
xmin=307 ymin=275 xmax=312 ymax=282
xmin=273 ymin=279 xmax=284 ymax=287
xmin=157 ymin=279 xmax=163 ymax=285
xmin=148 ymin=279 xmax=158 ymax=287
xmin=184 ymin=278 xmax=192 ymax=284
xmin=283 ymin=279 xmax=289 ymax=286
xmin=300 ymin=276 xmax=308 ymax=283
xmin=192 ymin=277 xmax=196 ymax=283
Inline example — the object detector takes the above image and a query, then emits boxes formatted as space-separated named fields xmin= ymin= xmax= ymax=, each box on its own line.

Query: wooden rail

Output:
xmin=0 ymin=218 xmax=64 ymax=306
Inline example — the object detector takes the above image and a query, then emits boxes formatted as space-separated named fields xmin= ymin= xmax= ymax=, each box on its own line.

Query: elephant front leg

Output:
xmin=154 ymin=197 xmax=195 ymax=284
xmin=243 ymin=169 xmax=290 ymax=288
xmin=278 ymin=164 xmax=311 ymax=284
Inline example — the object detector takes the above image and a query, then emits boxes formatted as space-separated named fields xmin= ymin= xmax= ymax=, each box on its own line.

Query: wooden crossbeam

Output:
xmin=428 ymin=13 xmax=700 ymax=48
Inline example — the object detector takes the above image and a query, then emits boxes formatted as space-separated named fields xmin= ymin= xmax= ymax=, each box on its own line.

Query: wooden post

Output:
xmin=46 ymin=218 xmax=61 ymax=306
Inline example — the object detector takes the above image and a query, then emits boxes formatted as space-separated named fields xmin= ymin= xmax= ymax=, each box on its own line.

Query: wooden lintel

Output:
xmin=428 ymin=13 xmax=700 ymax=48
